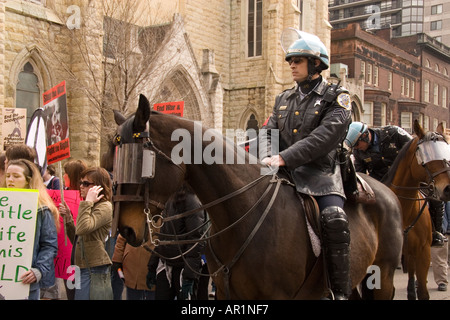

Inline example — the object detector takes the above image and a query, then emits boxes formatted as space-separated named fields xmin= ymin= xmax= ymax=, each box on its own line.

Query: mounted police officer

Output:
xmin=345 ymin=122 xmax=446 ymax=247
xmin=259 ymin=30 xmax=352 ymax=300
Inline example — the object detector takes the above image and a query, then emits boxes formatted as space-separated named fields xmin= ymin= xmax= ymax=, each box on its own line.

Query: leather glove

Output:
xmin=146 ymin=270 xmax=156 ymax=290
xmin=111 ymin=262 xmax=122 ymax=273
xmin=179 ymin=279 xmax=194 ymax=300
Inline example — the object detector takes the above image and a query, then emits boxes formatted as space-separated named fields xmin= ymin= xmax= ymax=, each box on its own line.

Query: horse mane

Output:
xmin=381 ymin=138 xmax=415 ymax=186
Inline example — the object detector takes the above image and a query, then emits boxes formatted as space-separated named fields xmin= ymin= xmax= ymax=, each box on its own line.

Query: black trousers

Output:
xmin=155 ymin=267 xmax=182 ymax=300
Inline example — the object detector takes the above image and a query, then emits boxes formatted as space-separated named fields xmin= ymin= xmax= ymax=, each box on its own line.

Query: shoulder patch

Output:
xmin=337 ymin=93 xmax=351 ymax=110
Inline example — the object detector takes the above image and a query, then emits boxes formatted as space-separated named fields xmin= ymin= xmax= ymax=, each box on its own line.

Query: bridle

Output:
xmin=390 ymin=132 xmax=450 ymax=234
xmin=391 ymin=133 xmax=450 ymax=199
xmin=111 ymin=120 xmax=291 ymax=293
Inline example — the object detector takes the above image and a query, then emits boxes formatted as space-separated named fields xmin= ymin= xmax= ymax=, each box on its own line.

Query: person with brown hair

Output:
xmin=5 ymin=159 xmax=59 ymax=300
xmin=60 ymin=166 xmax=113 ymax=300
xmin=62 ymin=159 xmax=87 ymax=190
xmin=5 ymin=143 xmax=36 ymax=165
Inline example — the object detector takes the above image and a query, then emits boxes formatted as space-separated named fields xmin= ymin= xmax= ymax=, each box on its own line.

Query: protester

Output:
xmin=5 ymin=159 xmax=59 ymax=300
xmin=4 ymin=143 xmax=36 ymax=166
xmin=60 ymin=166 xmax=113 ymax=300
xmin=52 ymin=159 xmax=87 ymax=300
xmin=112 ymin=235 xmax=155 ymax=300
xmin=43 ymin=164 xmax=60 ymax=190
xmin=62 ymin=159 xmax=87 ymax=190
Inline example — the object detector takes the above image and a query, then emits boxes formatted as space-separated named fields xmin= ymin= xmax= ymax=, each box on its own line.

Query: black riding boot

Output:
xmin=429 ymin=200 xmax=446 ymax=247
xmin=320 ymin=206 xmax=351 ymax=300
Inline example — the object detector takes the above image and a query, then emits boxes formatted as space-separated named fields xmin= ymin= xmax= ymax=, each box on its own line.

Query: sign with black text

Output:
xmin=43 ymin=81 xmax=70 ymax=165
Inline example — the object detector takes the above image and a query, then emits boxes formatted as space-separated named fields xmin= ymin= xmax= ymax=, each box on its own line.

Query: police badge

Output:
xmin=337 ymin=93 xmax=351 ymax=110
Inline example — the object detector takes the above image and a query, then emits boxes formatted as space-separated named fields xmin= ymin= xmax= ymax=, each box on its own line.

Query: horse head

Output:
xmin=411 ymin=119 xmax=450 ymax=201
xmin=107 ymin=94 xmax=186 ymax=246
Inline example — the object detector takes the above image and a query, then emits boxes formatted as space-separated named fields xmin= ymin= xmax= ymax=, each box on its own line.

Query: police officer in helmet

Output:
xmin=259 ymin=30 xmax=352 ymax=300
xmin=345 ymin=121 xmax=446 ymax=247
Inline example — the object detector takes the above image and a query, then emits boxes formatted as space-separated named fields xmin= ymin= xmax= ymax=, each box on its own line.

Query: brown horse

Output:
xmin=382 ymin=120 xmax=450 ymax=300
xmin=106 ymin=94 xmax=403 ymax=299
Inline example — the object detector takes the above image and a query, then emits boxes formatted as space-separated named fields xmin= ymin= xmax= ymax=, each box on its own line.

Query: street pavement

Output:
xmin=393 ymin=266 xmax=450 ymax=300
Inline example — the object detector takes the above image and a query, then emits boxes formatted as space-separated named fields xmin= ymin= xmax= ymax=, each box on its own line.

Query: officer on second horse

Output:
xmin=345 ymin=121 xmax=446 ymax=247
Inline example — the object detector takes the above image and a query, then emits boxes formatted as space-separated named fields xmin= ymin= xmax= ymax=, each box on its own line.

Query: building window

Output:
xmin=433 ymin=118 xmax=439 ymax=131
xmin=434 ymin=83 xmax=439 ymax=105
xmin=431 ymin=20 xmax=442 ymax=31
xmin=366 ymin=64 xmax=372 ymax=84
xmin=406 ymin=79 xmax=410 ymax=97
xmin=401 ymin=112 xmax=412 ymax=134
xmin=373 ymin=66 xmax=378 ymax=86
xmin=431 ymin=5 xmax=443 ymax=15
xmin=401 ymin=77 xmax=405 ymax=95
xmin=424 ymin=79 xmax=430 ymax=102
xmin=16 ymin=62 xmax=41 ymax=125
xmin=424 ymin=115 xmax=430 ymax=131
xmin=388 ymin=72 xmax=393 ymax=91
xmin=363 ymin=102 xmax=373 ymax=126
xmin=296 ymin=0 xmax=303 ymax=28
xmin=360 ymin=61 xmax=366 ymax=80
xmin=443 ymin=87 xmax=448 ymax=109
xmin=381 ymin=103 xmax=387 ymax=126
xmin=247 ymin=0 xmax=263 ymax=57
xmin=410 ymin=80 xmax=415 ymax=98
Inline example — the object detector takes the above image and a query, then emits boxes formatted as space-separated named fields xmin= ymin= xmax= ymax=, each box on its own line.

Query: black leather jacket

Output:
xmin=353 ymin=126 xmax=412 ymax=181
xmin=259 ymin=78 xmax=352 ymax=197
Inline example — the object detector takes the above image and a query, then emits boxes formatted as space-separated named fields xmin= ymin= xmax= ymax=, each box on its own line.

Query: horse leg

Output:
xmin=406 ymin=258 xmax=417 ymax=300
xmin=407 ymin=275 xmax=417 ymax=300
xmin=415 ymin=249 xmax=431 ymax=300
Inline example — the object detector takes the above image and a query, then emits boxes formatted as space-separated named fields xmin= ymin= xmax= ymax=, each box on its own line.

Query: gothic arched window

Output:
xmin=16 ymin=62 xmax=40 ymax=125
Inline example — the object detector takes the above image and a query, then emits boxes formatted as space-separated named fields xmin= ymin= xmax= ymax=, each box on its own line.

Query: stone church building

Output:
xmin=0 ymin=0 xmax=330 ymax=165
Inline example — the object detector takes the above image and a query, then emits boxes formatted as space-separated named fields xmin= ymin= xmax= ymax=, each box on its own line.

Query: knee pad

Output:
xmin=320 ymin=206 xmax=350 ymax=245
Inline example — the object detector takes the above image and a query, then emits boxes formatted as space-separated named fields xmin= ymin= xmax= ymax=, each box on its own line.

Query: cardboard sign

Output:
xmin=47 ymin=190 xmax=81 ymax=279
xmin=153 ymin=101 xmax=184 ymax=117
xmin=0 ymin=189 xmax=39 ymax=300
xmin=43 ymin=81 xmax=70 ymax=164
xmin=2 ymin=108 xmax=27 ymax=151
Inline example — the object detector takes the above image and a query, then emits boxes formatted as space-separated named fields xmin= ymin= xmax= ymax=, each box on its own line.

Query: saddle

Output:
xmin=345 ymin=173 xmax=376 ymax=205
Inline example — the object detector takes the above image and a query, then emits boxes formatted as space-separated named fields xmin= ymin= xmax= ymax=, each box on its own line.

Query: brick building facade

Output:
xmin=331 ymin=23 xmax=450 ymax=133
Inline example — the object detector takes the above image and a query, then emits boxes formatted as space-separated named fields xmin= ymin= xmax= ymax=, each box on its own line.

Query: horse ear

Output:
xmin=113 ymin=110 xmax=126 ymax=125
xmin=413 ymin=119 xmax=425 ymax=138
xmin=436 ymin=122 xmax=444 ymax=135
xmin=133 ymin=94 xmax=151 ymax=133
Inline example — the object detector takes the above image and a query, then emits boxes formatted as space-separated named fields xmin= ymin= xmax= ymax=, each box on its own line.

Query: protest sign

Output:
xmin=2 ymin=108 xmax=27 ymax=151
xmin=0 ymin=189 xmax=39 ymax=300
xmin=43 ymin=81 xmax=70 ymax=165
xmin=47 ymin=190 xmax=81 ymax=279
xmin=153 ymin=101 xmax=184 ymax=117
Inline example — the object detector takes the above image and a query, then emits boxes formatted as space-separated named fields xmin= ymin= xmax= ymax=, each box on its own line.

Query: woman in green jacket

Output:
xmin=61 ymin=166 xmax=113 ymax=300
